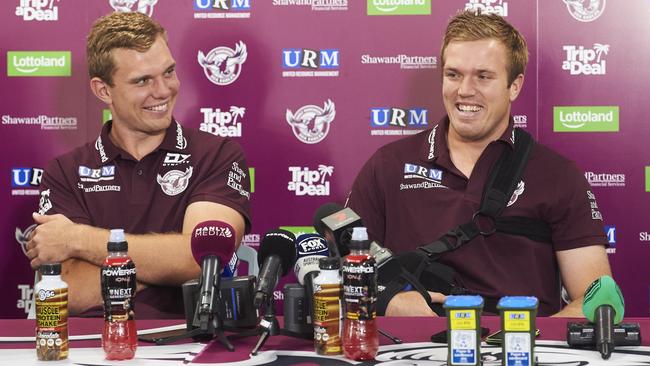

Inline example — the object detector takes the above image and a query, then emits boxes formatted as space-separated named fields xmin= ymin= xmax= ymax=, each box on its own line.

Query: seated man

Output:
xmin=26 ymin=11 xmax=251 ymax=318
xmin=347 ymin=10 xmax=611 ymax=317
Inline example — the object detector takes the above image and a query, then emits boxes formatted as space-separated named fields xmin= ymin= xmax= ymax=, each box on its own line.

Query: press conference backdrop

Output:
xmin=1 ymin=0 xmax=649 ymax=318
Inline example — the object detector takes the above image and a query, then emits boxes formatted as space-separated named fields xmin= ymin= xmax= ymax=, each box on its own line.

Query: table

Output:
xmin=1 ymin=317 xmax=649 ymax=364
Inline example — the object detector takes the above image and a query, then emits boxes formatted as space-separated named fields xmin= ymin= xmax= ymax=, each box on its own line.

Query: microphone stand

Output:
xmin=251 ymin=296 xmax=280 ymax=355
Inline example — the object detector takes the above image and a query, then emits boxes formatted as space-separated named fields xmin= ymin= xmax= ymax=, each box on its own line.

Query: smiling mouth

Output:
xmin=456 ymin=104 xmax=483 ymax=113
xmin=144 ymin=103 xmax=168 ymax=112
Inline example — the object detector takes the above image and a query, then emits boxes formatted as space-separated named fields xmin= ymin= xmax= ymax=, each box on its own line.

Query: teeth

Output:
xmin=458 ymin=104 xmax=481 ymax=112
xmin=146 ymin=103 xmax=167 ymax=112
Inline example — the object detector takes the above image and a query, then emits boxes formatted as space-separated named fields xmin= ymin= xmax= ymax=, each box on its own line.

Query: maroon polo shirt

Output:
xmin=39 ymin=119 xmax=251 ymax=318
xmin=348 ymin=116 xmax=607 ymax=315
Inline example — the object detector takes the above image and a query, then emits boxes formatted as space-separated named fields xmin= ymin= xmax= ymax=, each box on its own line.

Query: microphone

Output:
xmin=294 ymin=233 xmax=330 ymax=285
xmin=190 ymin=221 xmax=237 ymax=329
xmin=582 ymin=275 xmax=625 ymax=359
xmin=313 ymin=203 xmax=363 ymax=257
xmin=253 ymin=229 xmax=297 ymax=309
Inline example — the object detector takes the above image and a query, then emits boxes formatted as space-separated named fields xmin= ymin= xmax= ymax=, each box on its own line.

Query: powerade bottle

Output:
xmin=101 ymin=229 xmax=137 ymax=360
xmin=35 ymin=263 xmax=68 ymax=361
xmin=342 ymin=227 xmax=378 ymax=360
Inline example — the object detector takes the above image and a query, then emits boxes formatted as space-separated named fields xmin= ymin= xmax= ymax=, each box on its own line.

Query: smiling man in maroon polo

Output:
xmin=348 ymin=11 xmax=611 ymax=317
xmin=26 ymin=12 xmax=251 ymax=318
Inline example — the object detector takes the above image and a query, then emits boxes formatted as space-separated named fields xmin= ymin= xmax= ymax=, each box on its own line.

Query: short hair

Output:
xmin=86 ymin=12 xmax=167 ymax=86
xmin=441 ymin=10 xmax=528 ymax=86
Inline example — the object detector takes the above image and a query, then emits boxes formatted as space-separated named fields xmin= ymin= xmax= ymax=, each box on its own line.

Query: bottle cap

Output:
xmin=40 ymin=263 xmax=61 ymax=276
xmin=348 ymin=227 xmax=370 ymax=250
xmin=107 ymin=228 xmax=128 ymax=252
xmin=319 ymin=257 xmax=340 ymax=270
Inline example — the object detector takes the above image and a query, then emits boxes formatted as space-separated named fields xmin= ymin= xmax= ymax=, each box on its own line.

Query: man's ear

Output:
xmin=509 ymin=73 xmax=524 ymax=102
xmin=89 ymin=77 xmax=112 ymax=105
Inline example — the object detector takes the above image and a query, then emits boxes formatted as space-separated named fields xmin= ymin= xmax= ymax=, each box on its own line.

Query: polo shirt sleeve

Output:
xmin=547 ymin=160 xmax=608 ymax=251
xmin=189 ymin=138 xmax=252 ymax=234
xmin=347 ymin=151 xmax=387 ymax=244
xmin=39 ymin=158 xmax=92 ymax=225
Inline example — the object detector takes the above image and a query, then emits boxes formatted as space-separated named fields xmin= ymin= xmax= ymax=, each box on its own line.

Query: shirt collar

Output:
xmin=95 ymin=118 xmax=186 ymax=164
xmin=421 ymin=115 xmax=517 ymax=163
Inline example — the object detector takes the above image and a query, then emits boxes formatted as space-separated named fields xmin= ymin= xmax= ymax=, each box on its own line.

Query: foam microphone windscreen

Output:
xmin=312 ymin=202 xmax=344 ymax=235
xmin=583 ymin=275 xmax=625 ymax=324
xmin=257 ymin=229 xmax=297 ymax=276
xmin=294 ymin=233 xmax=329 ymax=285
xmin=191 ymin=220 xmax=237 ymax=264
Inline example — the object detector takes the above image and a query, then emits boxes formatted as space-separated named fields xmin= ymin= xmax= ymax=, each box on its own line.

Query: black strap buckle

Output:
xmin=471 ymin=211 xmax=497 ymax=236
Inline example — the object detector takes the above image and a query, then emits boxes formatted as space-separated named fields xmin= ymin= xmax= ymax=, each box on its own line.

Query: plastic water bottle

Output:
xmin=35 ymin=263 xmax=68 ymax=360
xmin=342 ymin=227 xmax=378 ymax=360
xmin=101 ymin=229 xmax=137 ymax=360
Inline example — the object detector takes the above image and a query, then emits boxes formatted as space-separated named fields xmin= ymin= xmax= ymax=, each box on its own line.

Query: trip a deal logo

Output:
xmin=463 ymin=0 xmax=509 ymax=16
xmin=193 ymin=0 xmax=251 ymax=19
xmin=367 ymin=0 xmax=431 ymax=15
xmin=15 ymin=0 xmax=59 ymax=21
xmin=553 ymin=106 xmax=619 ymax=132
xmin=7 ymin=51 xmax=71 ymax=77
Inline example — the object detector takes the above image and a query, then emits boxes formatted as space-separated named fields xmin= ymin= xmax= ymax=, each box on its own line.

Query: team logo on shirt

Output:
xmin=587 ymin=190 xmax=603 ymax=220
xmin=198 ymin=41 xmax=247 ymax=86
xmin=163 ymin=153 xmax=191 ymax=166
xmin=157 ymin=167 xmax=193 ymax=196
xmin=38 ymin=189 xmax=52 ymax=214
xmin=400 ymin=163 xmax=447 ymax=190
xmin=78 ymin=165 xmax=116 ymax=182
xmin=507 ymin=180 xmax=525 ymax=207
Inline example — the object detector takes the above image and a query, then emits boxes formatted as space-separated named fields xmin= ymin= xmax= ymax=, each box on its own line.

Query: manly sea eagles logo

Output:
xmin=198 ymin=41 xmax=247 ymax=86
xmin=286 ymin=99 xmax=336 ymax=144
xmin=157 ymin=167 xmax=193 ymax=196
xmin=563 ymin=0 xmax=605 ymax=22
xmin=109 ymin=0 xmax=158 ymax=16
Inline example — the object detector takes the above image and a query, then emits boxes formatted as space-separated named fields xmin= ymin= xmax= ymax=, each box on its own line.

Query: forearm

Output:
xmin=552 ymin=297 xmax=584 ymax=317
xmin=71 ymin=225 xmax=200 ymax=286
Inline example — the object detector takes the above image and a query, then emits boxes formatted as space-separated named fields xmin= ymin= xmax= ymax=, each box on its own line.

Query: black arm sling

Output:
xmin=376 ymin=128 xmax=552 ymax=315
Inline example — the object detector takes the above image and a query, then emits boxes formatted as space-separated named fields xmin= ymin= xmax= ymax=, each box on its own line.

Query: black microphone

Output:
xmin=253 ymin=229 xmax=296 ymax=309
xmin=190 ymin=221 xmax=237 ymax=330
xmin=313 ymin=203 xmax=363 ymax=257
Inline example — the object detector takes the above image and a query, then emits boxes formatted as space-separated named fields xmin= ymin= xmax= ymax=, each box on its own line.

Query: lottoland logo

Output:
xmin=646 ymin=166 xmax=650 ymax=193
xmin=367 ymin=0 xmax=430 ymax=15
xmin=553 ymin=106 xmax=619 ymax=132
xmin=7 ymin=51 xmax=71 ymax=77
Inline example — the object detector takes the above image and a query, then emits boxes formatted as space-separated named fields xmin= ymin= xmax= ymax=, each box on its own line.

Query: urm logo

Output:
xmin=370 ymin=108 xmax=428 ymax=128
xmin=282 ymin=49 xmax=339 ymax=69
xmin=12 ymin=168 xmax=43 ymax=187
xmin=194 ymin=0 xmax=250 ymax=10
xmin=605 ymin=226 xmax=616 ymax=246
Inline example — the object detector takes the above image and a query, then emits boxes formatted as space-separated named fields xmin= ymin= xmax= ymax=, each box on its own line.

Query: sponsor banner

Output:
xmin=11 ymin=167 xmax=43 ymax=196
xmin=553 ymin=106 xmax=619 ymax=132
xmin=1 ymin=114 xmax=77 ymax=130
xmin=361 ymin=53 xmax=436 ymax=70
xmin=367 ymin=0 xmax=431 ymax=15
xmin=193 ymin=0 xmax=251 ymax=19
xmin=199 ymin=106 xmax=245 ymax=137
xmin=282 ymin=49 xmax=339 ymax=77
xmin=641 ymin=231 xmax=650 ymax=242
xmin=370 ymin=107 xmax=428 ymax=136
xmin=241 ymin=233 xmax=260 ymax=248
xmin=279 ymin=226 xmax=317 ymax=237
xmin=272 ymin=0 xmax=348 ymax=11
xmin=562 ymin=44 xmax=609 ymax=76
xmin=7 ymin=51 xmax=71 ymax=77
xmin=513 ymin=115 xmax=528 ymax=129
xmin=15 ymin=0 xmax=59 ymax=21
xmin=646 ymin=166 xmax=650 ymax=192
xmin=464 ymin=0 xmax=509 ymax=16
xmin=198 ymin=41 xmax=247 ymax=86
xmin=584 ymin=172 xmax=625 ymax=187
xmin=249 ymin=167 xmax=255 ymax=193
xmin=286 ymin=100 xmax=335 ymax=144
xmin=605 ymin=226 xmax=616 ymax=254
xmin=288 ymin=165 xmax=333 ymax=196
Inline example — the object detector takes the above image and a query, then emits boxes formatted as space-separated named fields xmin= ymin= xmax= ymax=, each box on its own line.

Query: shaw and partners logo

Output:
xmin=199 ymin=106 xmax=245 ymax=137
xmin=193 ymin=0 xmax=251 ymax=19
xmin=272 ymin=0 xmax=348 ymax=11
xmin=288 ymin=165 xmax=333 ymax=196
xmin=553 ymin=106 xmax=619 ymax=132
xmin=282 ymin=49 xmax=339 ymax=77
xmin=15 ymin=0 xmax=59 ymax=21
xmin=361 ymin=53 xmax=436 ymax=70
xmin=286 ymin=99 xmax=336 ymax=144
xmin=563 ymin=0 xmax=605 ymax=22
xmin=562 ymin=43 xmax=609 ymax=76
xmin=367 ymin=0 xmax=431 ymax=15
xmin=7 ymin=51 xmax=71 ymax=77
xmin=370 ymin=107 xmax=428 ymax=136
xmin=464 ymin=0 xmax=508 ymax=16
xmin=584 ymin=171 xmax=625 ymax=188
xmin=12 ymin=167 xmax=43 ymax=196
xmin=109 ymin=0 xmax=158 ymax=16
xmin=2 ymin=114 xmax=77 ymax=130
xmin=198 ymin=41 xmax=247 ymax=86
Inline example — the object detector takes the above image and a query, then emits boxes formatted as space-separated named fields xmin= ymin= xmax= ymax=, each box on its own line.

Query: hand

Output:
xmin=385 ymin=291 xmax=446 ymax=317
xmin=26 ymin=213 xmax=80 ymax=269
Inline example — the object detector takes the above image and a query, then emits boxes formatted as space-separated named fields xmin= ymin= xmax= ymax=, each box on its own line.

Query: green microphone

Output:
xmin=581 ymin=275 xmax=625 ymax=359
